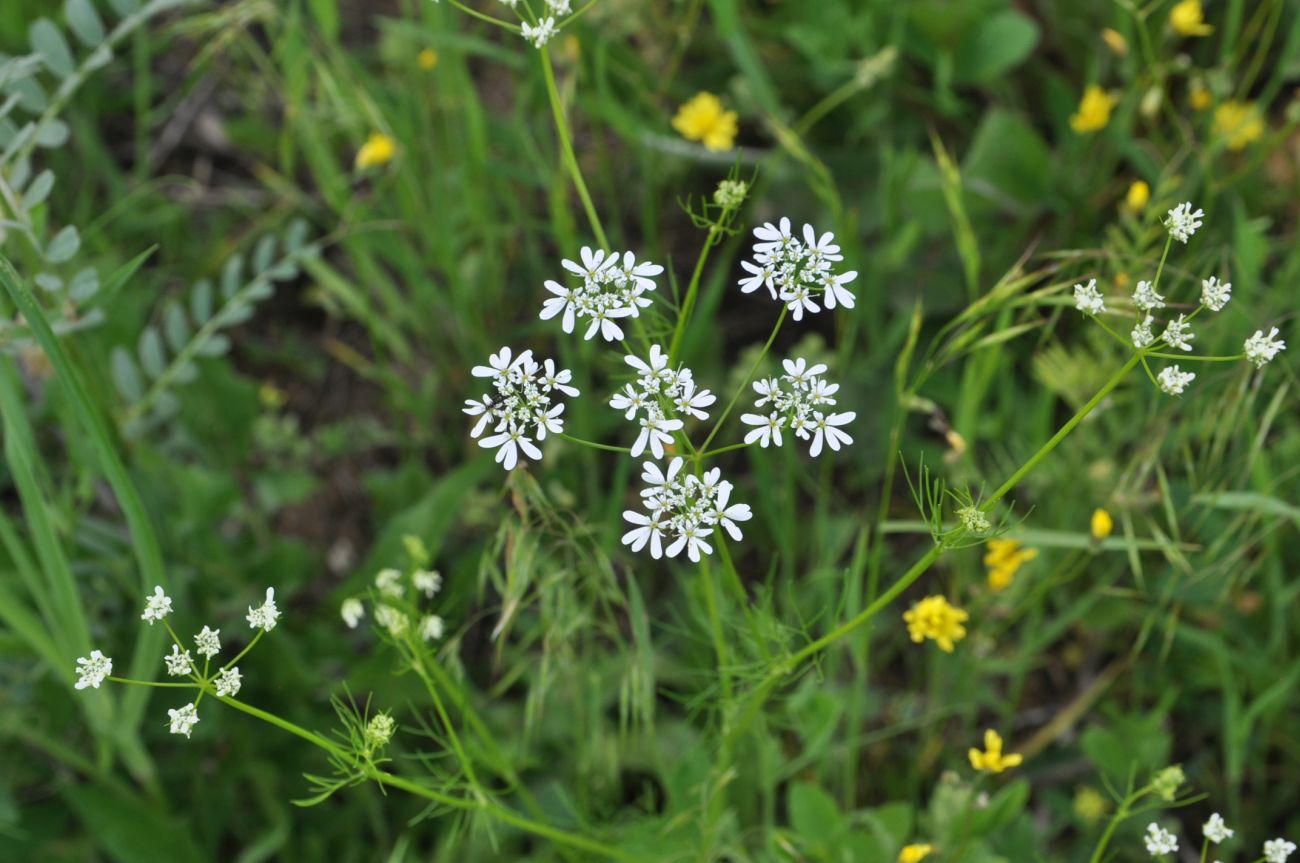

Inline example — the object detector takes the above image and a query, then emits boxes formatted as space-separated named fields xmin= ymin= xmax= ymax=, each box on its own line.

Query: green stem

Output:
xmin=668 ymin=225 xmax=721 ymax=365
xmin=698 ymin=306 xmax=788 ymax=455
xmin=540 ymin=46 xmax=608 ymax=249
xmin=560 ymin=433 xmax=631 ymax=453
xmin=1143 ymin=352 xmax=1244 ymax=362
xmin=698 ymin=555 xmax=732 ymax=699
xmin=446 ymin=0 xmax=520 ymax=30
xmin=699 ymin=441 xmax=753 ymax=459
xmin=220 ymin=629 xmax=264 ymax=673
xmin=108 ymin=677 xmax=198 ymax=689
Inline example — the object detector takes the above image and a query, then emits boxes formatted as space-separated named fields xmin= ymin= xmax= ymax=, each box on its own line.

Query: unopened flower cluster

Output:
xmin=1071 ymin=202 xmax=1286 ymax=396
xmin=1141 ymin=811 xmax=1293 ymax=863
xmin=341 ymin=535 xmax=446 ymax=644
xmin=622 ymin=458 xmax=751 ymax=562
xmin=738 ymin=218 xmax=858 ymax=320
xmin=465 ymin=347 xmax=578 ymax=470
xmin=75 ymin=584 xmax=280 ymax=739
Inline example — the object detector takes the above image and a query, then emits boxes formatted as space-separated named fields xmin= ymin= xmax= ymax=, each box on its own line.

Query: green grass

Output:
xmin=1 ymin=0 xmax=1298 ymax=860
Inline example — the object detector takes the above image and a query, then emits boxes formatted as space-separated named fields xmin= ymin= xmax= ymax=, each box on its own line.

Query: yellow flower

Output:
xmin=1101 ymin=28 xmax=1128 ymax=57
xmin=418 ymin=48 xmax=438 ymax=70
xmin=1213 ymin=100 xmax=1265 ymax=150
xmin=903 ymin=596 xmax=969 ymax=653
xmin=1189 ymin=79 xmax=1212 ymax=111
xmin=1170 ymin=0 xmax=1213 ymax=37
xmin=899 ymin=844 xmax=934 ymax=863
xmin=1091 ymin=508 xmax=1114 ymax=541
xmin=984 ymin=538 xmax=1038 ymax=592
xmin=355 ymin=132 xmax=396 ymax=169
xmin=1124 ymin=180 xmax=1150 ymax=212
xmin=1070 ymin=85 xmax=1118 ymax=134
xmin=968 ymin=729 xmax=1023 ymax=774
xmin=1073 ymin=786 xmax=1107 ymax=824
xmin=258 ymin=381 xmax=286 ymax=410
xmin=672 ymin=92 xmax=738 ymax=151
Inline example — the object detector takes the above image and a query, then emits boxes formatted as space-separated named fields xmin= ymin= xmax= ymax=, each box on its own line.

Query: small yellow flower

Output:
xmin=968 ymin=729 xmax=1023 ymax=774
xmin=1170 ymin=0 xmax=1213 ymax=37
xmin=1073 ymin=787 xmax=1107 ymax=823
xmin=903 ymin=596 xmax=969 ymax=653
xmin=1213 ymin=100 xmax=1265 ymax=150
xmin=1101 ymin=28 xmax=1128 ymax=56
xmin=1070 ymin=85 xmax=1118 ymax=134
xmin=898 ymin=844 xmax=934 ymax=863
xmin=984 ymin=538 xmax=1038 ymax=592
xmin=672 ymin=92 xmax=738 ymax=151
xmin=1124 ymin=180 xmax=1150 ymax=212
xmin=1189 ymin=79 xmax=1212 ymax=111
xmin=355 ymin=132 xmax=396 ymax=169
xmin=1091 ymin=508 xmax=1114 ymax=541
xmin=258 ymin=381 xmax=287 ymax=410
xmin=418 ymin=48 xmax=438 ymax=70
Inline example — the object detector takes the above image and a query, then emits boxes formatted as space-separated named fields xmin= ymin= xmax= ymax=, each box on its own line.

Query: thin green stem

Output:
xmin=220 ymin=629 xmax=264 ymax=673
xmin=698 ymin=555 xmax=732 ymax=699
xmin=1143 ymin=352 xmax=1244 ymax=362
xmin=539 ymin=47 xmax=608 ymax=249
xmin=668 ymin=225 xmax=721 ymax=365
xmin=560 ymin=433 xmax=631 ymax=453
xmin=108 ymin=677 xmax=199 ymax=689
xmin=699 ymin=307 xmax=788 ymax=455
xmin=446 ymin=0 xmax=520 ymax=30
xmin=699 ymin=441 xmax=754 ymax=459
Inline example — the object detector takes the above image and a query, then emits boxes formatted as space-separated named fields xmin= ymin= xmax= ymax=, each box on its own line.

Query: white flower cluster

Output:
xmin=1265 ymin=839 xmax=1298 ymax=863
xmin=541 ymin=247 xmax=664 ymax=341
xmin=1144 ymin=822 xmax=1179 ymax=857
xmin=465 ymin=347 xmax=578 ymax=471
xmin=1245 ymin=327 xmax=1286 ymax=368
xmin=342 ymin=563 xmax=446 ymax=645
xmin=622 ymin=458 xmax=751 ymax=562
xmin=1165 ymin=202 xmax=1204 ymax=243
xmin=1157 ymin=365 xmax=1195 ymax=396
xmin=1203 ymin=813 xmax=1233 ymax=844
xmin=610 ymin=344 xmax=714 ymax=458
xmin=1073 ymin=279 xmax=1106 ymax=315
xmin=738 ymin=218 xmax=857 ymax=320
xmin=76 ymin=584 xmax=278 ymax=740
xmin=740 ymin=358 xmax=854 ymax=456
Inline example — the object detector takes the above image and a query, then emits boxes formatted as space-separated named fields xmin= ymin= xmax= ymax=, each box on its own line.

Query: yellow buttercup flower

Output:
xmin=1170 ymin=0 xmax=1213 ymax=37
xmin=969 ymin=729 xmax=1023 ymax=774
xmin=1214 ymin=100 xmax=1265 ymax=150
xmin=1124 ymin=180 xmax=1150 ymax=212
xmin=418 ymin=48 xmax=438 ymax=70
xmin=355 ymin=132 xmax=396 ymax=169
xmin=1091 ymin=508 xmax=1114 ymax=541
xmin=984 ymin=538 xmax=1038 ymax=591
xmin=903 ymin=596 xmax=969 ymax=653
xmin=1070 ymin=85 xmax=1118 ymax=134
xmin=1189 ymin=79 xmax=1212 ymax=111
xmin=672 ymin=92 xmax=738 ymax=151
xmin=898 ymin=844 xmax=934 ymax=863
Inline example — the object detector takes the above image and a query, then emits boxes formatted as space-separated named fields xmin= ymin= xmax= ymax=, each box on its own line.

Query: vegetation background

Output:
xmin=1 ymin=0 xmax=1297 ymax=860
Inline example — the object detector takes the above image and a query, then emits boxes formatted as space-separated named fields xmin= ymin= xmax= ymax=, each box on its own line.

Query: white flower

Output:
xmin=413 ymin=570 xmax=443 ymax=598
xmin=1157 ymin=365 xmax=1196 ymax=396
xmin=164 ymin=644 xmax=194 ymax=677
xmin=633 ymin=416 xmax=683 ymax=459
xmin=739 ymin=219 xmax=856 ymax=317
xmin=375 ymin=567 xmax=404 ymax=598
xmin=521 ymin=16 xmax=556 ymax=48
xmin=809 ymin=412 xmax=855 ymax=456
xmin=246 ymin=587 xmax=281 ymax=632
xmin=1073 ymin=279 xmax=1106 ymax=315
xmin=741 ymin=359 xmax=852 ymax=457
xmin=1200 ymin=276 xmax=1231 ymax=311
xmin=167 ymin=702 xmax=200 ymax=738
xmin=214 ymin=666 xmax=242 ymax=697
xmin=1264 ymin=839 xmax=1297 ymax=863
xmin=673 ymin=380 xmax=716 ymax=420
xmin=375 ymin=604 xmax=408 ymax=636
xmin=958 ymin=505 xmax=990 ymax=535
xmin=1165 ymin=201 xmax=1204 ymax=243
xmin=498 ymin=0 xmax=519 ymax=7
xmin=341 ymin=597 xmax=365 ymax=629
xmin=622 ymin=457 xmax=750 ymax=560
xmin=545 ymin=0 xmax=571 ymax=13
xmin=1133 ymin=280 xmax=1165 ymax=312
xmin=1244 ymin=326 xmax=1286 ymax=368
xmin=468 ymin=347 xmax=577 ymax=470
xmin=419 ymin=615 xmax=445 ymax=642
xmin=1202 ymin=813 xmax=1233 ymax=845
xmin=1132 ymin=314 xmax=1156 ymax=348
xmin=1144 ymin=822 xmax=1179 ymax=857
xmin=542 ymin=248 xmax=662 ymax=340
xmin=1161 ymin=314 xmax=1195 ymax=352
xmin=741 ymin=411 xmax=785 ymax=448
xmin=194 ymin=626 xmax=221 ymax=660
xmin=74 ymin=650 xmax=112 ymax=690
xmin=141 ymin=585 xmax=173 ymax=624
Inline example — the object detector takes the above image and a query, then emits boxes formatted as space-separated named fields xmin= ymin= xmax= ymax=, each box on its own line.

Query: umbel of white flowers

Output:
xmin=540 ymin=247 xmax=664 ymax=342
xmin=610 ymin=344 xmax=715 ymax=458
xmin=738 ymin=218 xmax=858 ymax=320
xmin=341 ymin=566 xmax=447 ymax=643
xmin=1070 ymin=201 xmax=1287 ymax=397
xmin=622 ymin=458 xmax=752 ymax=562
xmin=741 ymin=358 xmax=855 ymax=456
xmin=74 ymin=584 xmax=280 ymax=739
xmin=464 ymin=347 xmax=578 ymax=470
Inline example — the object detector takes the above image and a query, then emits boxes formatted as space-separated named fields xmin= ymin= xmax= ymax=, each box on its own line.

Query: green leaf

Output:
xmin=284 ymin=218 xmax=309 ymax=252
xmin=34 ymin=272 xmax=63 ymax=292
xmin=107 ymin=0 xmax=141 ymax=16
xmin=163 ymin=301 xmax=190 ymax=351
xmin=197 ymin=333 xmax=230 ymax=356
xmin=220 ymin=253 xmax=243 ymax=300
xmin=190 ymin=277 xmax=213 ymax=321
xmin=62 ymin=784 xmax=204 ymax=863
xmin=252 ymin=235 xmax=277 ymax=273
xmin=23 ymin=169 xmax=54 ymax=208
xmin=138 ymin=327 xmax=165 ymax=379
xmin=64 ymin=0 xmax=106 ymax=46
xmin=35 ymin=118 xmax=70 ymax=148
xmin=44 ymin=225 xmax=80 ymax=263
xmin=29 ymin=19 xmax=76 ymax=78
xmin=68 ymin=267 xmax=99 ymax=301
xmin=787 ymin=782 xmax=846 ymax=842
xmin=952 ymin=11 xmax=1039 ymax=83
xmin=963 ymin=109 xmax=1053 ymax=211
xmin=110 ymin=346 xmax=143 ymax=401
